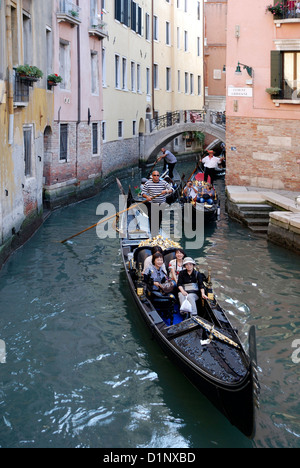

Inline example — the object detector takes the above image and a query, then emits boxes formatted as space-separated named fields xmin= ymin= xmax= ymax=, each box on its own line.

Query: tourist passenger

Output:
xmin=144 ymin=252 xmax=169 ymax=292
xmin=143 ymin=246 xmax=167 ymax=275
xmin=197 ymin=184 xmax=215 ymax=205
xmin=169 ymin=249 xmax=186 ymax=283
xmin=177 ymin=257 xmax=208 ymax=316
xmin=183 ymin=181 xmax=199 ymax=202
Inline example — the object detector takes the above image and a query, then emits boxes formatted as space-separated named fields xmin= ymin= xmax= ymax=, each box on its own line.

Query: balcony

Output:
xmin=57 ymin=0 xmax=81 ymax=27
xmin=270 ymin=1 xmax=300 ymax=23
xmin=88 ymin=18 xmax=108 ymax=40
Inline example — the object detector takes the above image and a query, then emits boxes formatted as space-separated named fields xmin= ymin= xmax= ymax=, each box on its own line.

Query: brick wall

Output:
xmin=226 ymin=116 xmax=300 ymax=191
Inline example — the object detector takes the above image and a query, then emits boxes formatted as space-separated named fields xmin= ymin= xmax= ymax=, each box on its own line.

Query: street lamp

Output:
xmin=235 ymin=62 xmax=253 ymax=78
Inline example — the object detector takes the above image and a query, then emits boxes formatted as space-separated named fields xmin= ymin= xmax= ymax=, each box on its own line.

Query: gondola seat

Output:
xmin=150 ymin=290 xmax=176 ymax=325
xmin=134 ymin=247 xmax=152 ymax=270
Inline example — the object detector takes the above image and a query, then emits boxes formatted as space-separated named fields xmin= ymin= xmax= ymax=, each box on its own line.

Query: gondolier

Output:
xmin=202 ymin=150 xmax=223 ymax=185
xmin=142 ymin=171 xmax=174 ymax=236
xmin=158 ymin=148 xmax=177 ymax=179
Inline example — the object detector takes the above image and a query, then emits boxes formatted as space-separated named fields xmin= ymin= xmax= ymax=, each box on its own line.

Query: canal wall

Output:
xmin=226 ymin=186 xmax=300 ymax=255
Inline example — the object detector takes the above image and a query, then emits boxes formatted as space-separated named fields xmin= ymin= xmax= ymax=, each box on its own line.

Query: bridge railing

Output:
xmin=149 ymin=111 xmax=180 ymax=132
xmin=149 ymin=109 xmax=207 ymax=133
xmin=209 ymin=110 xmax=226 ymax=129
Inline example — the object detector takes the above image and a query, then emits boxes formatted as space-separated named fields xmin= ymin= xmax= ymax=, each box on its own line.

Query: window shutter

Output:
xmin=270 ymin=51 xmax=282 ymax=89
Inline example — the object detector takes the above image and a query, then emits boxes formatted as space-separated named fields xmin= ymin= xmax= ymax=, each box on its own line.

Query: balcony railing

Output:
xmin=88 ymin=18 xmax=108 ymax=39
xmin=57 ymin=0 xmax=81 ymax=26
xmin=272 ymin=1 xmax=300 ymax=20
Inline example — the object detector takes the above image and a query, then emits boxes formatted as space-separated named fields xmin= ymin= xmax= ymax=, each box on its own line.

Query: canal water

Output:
xmin=0 ymin=161 xmax=299 ymax=448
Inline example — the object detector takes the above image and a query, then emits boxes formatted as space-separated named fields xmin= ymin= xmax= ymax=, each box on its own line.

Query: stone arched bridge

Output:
xmin=140 ymin=110 xmax=226 ymax=163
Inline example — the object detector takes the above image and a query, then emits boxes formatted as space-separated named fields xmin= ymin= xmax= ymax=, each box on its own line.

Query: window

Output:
xmin=146 ymin=67 xmax=150 ymax=95
xmin=60 ymin=124 xmax=68 ymax=161
xmin=91 ymin=51 xmax=99 ymax=95
xmin=59 ymin=40 xmax=71 ymax=90
xmin=133 ymin=121 xmax=136 ymax=136
xmin=197 ymin=75 xmax=201 ymax=96
xmin=283 ymin=52 xmax=300 ymax=99
xmin=23 ymin=11 xmax=32 ymax=65
xmin=115 ymin=54 xmax=120 ymax=88
xmin=154 ymin=64 xmax=158 ymax=89
xmin=11 ymin=6 xmax=19 ymax=67
xmin=122 ymin=57 xmax=127 ymax=90
xmin=185 ymin=72 xmax=188 ymax=93
xmin=91 ymin=0 xmax=99 ymax=25
xmin=153 ymin=16 xmax=158 ymax=41
xmin=145 ymin=13 xmax=150 ymax=41
xmin=92 ymin=123 xmax=99 ymax=155
xmin=24 ymin=127 xmax=32 ymax=177
xmin=190 ymin=74 xmax=194 ymax=95
xmin=131 ymin=61 xmax=136 ymax=91
xmin=102 ymin=47 xmax=107 ymax=87
xmin=102 ymin=121 xmax=106 ymax=142
xmin=46 ymin=28 xmax=52 ymax=77
xmin=137 ymin=64 xmax=141 ymax=92
xmin=118 ymin=121 xmax=123 ymax=138
xmin=166 ymin=67 xmax=171 ymax=91
xmin=166 ymin=22 xmax=170 ymax=45
xmin=271 ymin=50 xmax=300 ymax=99
xmin=184 ymin=31 xmax=188 ymax=52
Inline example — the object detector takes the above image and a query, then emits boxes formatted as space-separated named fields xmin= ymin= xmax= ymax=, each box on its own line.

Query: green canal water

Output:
xmin=0 ymin=161 xmax=299 ymax=448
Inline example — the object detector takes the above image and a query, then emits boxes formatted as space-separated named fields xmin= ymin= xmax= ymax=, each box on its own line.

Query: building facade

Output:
xmin=44 ymin=0 xmax=106 ymax=208
xmin=204 ymin=0 xmax=227 ymax=111
xmin=226 ymin=0 xmax=300 ymax=190
xmin=0 ymin=0 xmax=54 ymax=267
xmin=101 ymin=0 xmax=153 ymax=176
xmin=101 ymin=0 xmax=205 ymax=169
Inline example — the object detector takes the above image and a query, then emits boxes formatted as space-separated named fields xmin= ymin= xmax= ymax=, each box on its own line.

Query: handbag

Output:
xmin=160 ymin=280 xmax=175 ymax=294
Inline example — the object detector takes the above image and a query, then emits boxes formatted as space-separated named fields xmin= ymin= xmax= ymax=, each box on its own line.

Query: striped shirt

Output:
xmin=142 ymin=179 xmax=173 ymax=204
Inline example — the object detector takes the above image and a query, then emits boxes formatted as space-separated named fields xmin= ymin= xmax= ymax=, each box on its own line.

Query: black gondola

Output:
xmin=181 ymin=170 xmax=220 ymax=223
xmin=119 ymin=203 xmax=259 ymax=438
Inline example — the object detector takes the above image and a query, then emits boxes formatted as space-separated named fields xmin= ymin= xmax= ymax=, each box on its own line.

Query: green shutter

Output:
xmin=270 ymin=51 xmax=282 ymax=89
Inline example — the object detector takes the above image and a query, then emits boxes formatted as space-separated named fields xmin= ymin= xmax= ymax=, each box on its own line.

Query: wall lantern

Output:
xmin=235 ymin=62 xmax=253 ymax=78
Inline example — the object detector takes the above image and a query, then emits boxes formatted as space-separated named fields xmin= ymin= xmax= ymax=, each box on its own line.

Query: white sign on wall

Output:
xmin=228 ymin=87 xmax=253 ymax=97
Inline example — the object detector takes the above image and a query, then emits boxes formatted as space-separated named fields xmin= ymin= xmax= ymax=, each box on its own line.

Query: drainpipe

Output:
xmin=6 ymin=0 xmax=14 ymax=145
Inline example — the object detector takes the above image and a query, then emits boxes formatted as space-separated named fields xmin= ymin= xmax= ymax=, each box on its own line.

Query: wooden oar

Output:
xmin=60 ymin=188 xmax=167 ymax=244
xmin=146 ymin=158 xmax=160 ymax=178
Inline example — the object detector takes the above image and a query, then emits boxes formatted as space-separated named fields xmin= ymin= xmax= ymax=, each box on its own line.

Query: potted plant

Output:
xmin=265 ymin=87 xmax=281 ymax=98
xmin=266 ymin=3 xmax=285 ymax=19
xmin=47 ymin=73 xmax=63 ymax=87
xmin=16 ymin=64 xmax=43 ymax=82
xmin=69 ymin=9 xmax=79 ymax=17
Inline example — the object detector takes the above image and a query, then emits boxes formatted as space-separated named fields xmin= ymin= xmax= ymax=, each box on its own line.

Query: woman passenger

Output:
xmin=144 ymin=252 xmax=169 ymax=292
xmin=168 ymin=248 xmax=186 ymax=283
xmin=178 ymin=257 xmax=208 ymax=316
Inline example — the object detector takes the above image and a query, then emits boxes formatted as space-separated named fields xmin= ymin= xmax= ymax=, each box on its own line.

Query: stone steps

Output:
xmin=236 ymin=203 xmax=274 ymax=235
